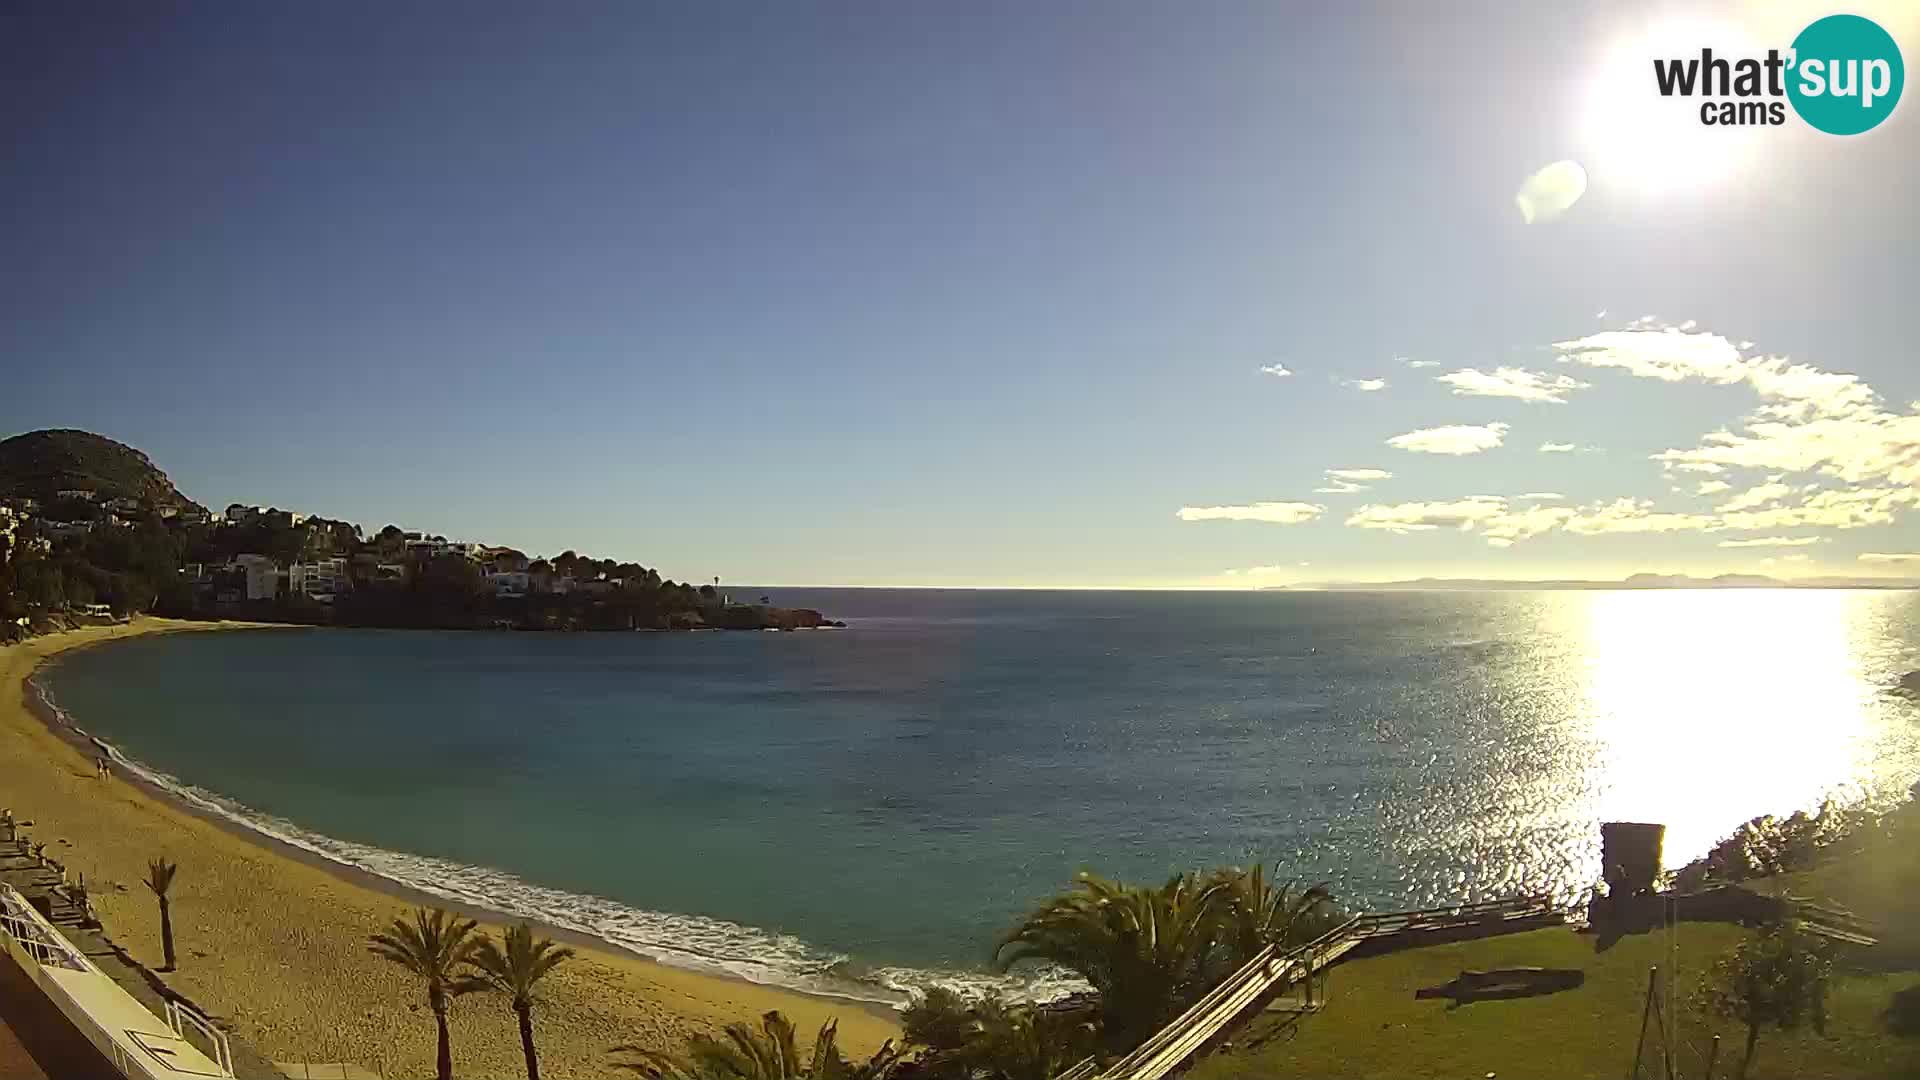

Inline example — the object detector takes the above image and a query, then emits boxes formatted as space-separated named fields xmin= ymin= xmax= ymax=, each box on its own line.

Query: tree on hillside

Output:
xmin=368 ymin=907 xmax=487 ymax=1080
xmin=465 ymin=923 xmax=575 ymax=1080
xmin=1702 ymin=923 xmax=1835 ymax=1079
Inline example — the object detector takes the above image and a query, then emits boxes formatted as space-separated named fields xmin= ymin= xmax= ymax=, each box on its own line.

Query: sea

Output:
xmin=35 ymin=588 xmax=1920 ymax=1006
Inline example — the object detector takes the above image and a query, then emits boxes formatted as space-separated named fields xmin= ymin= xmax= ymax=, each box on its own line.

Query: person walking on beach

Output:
xmin=96 ymin=755 xmax=111 ymax=780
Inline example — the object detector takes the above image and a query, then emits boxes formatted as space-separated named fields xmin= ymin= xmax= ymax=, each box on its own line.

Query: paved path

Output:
xmin=0 ymin=837 xmax=279 ymax=1078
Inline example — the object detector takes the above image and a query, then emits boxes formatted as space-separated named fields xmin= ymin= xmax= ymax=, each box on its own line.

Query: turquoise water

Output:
xmin=39 ymin=589 xmax=1920 ymax=1002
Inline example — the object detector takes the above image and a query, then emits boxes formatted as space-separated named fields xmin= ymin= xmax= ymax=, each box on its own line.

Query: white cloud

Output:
xmin=1556 ymin=325 xmax=1920 ymax=497
xmin=1559 ymin=499 xmax=1715 ymax=536
xmin=1258 ymin=363 xmax=1293 ymax=378
xmin=1345 ymin=496 xmax=1571 ymax=546
xmin=1223 ymin=565 xmax=1290 ymax=577
xmin=1515 ymin=160 xmax=1587 ymax=224
xmin=1716 ymin=481 xmax=1794 ymax=513
xmin=1402 ymin=358 xmax=1440 ymax=369
xmin=1314 ymin=467 xmax=1393 ymax=494
xmin=1176 ymin=501 xmax=1324 ymax=524
xmin=1716 ymin=536 xmax=1825 ymax=548
xmin=1436 ymin=366 xmax=1591 ymax=404
xmin=1483 ymin=504 xmax=1578 ymax=545
xmin=1340 ymin=377 xmax=1389 ymax=392
xmin=1388 ymin=422 xmax=1509 ymax=455
xmin=1518 ymin=492 xmax=1564 ymax=500
xmin=1346 ymin=497 xmax=1511 ymax=534
xmin=1339 ymin=487 xmax=1917 ymax=549
xmin=1322 ymin=325 xmax=1920 ymax=554
xmin=1556 ymin=327 xmax=1881 ymax=420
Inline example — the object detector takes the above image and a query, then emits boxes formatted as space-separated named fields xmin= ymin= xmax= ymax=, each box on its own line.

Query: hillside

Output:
xmin=0 ymin=429 xmax=201 ymax=510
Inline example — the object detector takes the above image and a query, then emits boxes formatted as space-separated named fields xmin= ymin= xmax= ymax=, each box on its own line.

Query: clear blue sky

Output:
xmin=5 ymin=2 xmax=1917 ymax=586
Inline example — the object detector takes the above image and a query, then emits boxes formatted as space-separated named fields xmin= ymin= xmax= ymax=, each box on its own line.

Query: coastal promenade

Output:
xmin=2 ymin=619 xmax=899 ymax=1079
xmin=0 ymin=846 xmax=264 ymax=1077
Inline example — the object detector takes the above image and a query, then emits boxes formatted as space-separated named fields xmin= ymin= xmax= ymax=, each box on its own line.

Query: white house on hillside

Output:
xmin=231 ymin=554 xmax=280 ymax=601
xmin=290 ymin=558 xmax=348 ymax=602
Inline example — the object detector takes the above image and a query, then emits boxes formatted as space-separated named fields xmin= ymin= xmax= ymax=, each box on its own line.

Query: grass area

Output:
xmin=1192 ymin=799 xmax=1920 ymax=1079
xmin=1189 ymin=922 xmax=1920 ymax=1080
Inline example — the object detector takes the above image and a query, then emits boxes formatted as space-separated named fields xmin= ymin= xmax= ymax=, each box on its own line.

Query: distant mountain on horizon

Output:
xmin=1272 ymin=573 xmax=1919 ymax=592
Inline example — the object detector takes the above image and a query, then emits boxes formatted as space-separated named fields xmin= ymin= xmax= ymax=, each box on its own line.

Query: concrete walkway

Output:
xmin=0 ymin=836 xmax=280 ymax=1078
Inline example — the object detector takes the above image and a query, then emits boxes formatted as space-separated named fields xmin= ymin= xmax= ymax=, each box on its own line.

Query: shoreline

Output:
xmin=3 ymin=618 xmax=900 ymax=1078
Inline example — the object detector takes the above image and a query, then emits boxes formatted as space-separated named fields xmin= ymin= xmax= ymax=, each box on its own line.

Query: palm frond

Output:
xmin=617 ymin=1009 xmax=855 ymax=1079
xmin=467 ymin=922 xmax=577 ymax=1005
xmin=143 ymin=857 xmax=178 ymax=897
xmin=366 ymin=907 xmax=484 ymax=996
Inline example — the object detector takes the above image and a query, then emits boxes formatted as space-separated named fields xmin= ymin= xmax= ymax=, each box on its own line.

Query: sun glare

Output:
xmin=1576 ymin=590 xmax=1911 ymax=867
xmin=1579 ymin=15 xmax=1768 ymax=197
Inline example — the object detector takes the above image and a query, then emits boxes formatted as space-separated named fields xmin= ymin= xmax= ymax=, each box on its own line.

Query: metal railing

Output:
xmin=1 ymin=884 xmax=235 ymax=1078
xmin=1090 ymin=916 xmax=1364 ymax=1080
xmin=0 ymin=885 xmax=90 ymax=972
xmin=1052 ymin=894 xmax=1569 ymax=1080
xmin=166 ymin=998 xmax=235 ymax=1077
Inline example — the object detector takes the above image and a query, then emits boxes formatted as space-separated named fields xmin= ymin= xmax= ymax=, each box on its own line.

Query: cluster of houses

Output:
xmin=185 ymin=531 xmax=645 ymax=608
xmin=1 ymin=488 xmax=213 ymax=545
xmin=5 ymin=489 xmax=721 ymax=621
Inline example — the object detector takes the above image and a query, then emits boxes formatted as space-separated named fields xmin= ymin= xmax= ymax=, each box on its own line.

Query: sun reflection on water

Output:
xmin=1575 ymin=589 xmax=1917 ymax=869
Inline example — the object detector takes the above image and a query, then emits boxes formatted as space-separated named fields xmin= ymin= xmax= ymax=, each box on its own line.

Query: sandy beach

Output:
xmin=1 ymin=618 xmax=899 ymax=1079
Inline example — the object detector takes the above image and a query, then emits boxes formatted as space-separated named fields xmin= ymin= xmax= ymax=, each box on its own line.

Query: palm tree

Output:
xmin=910 ymin=992 xmax=1097 ymax=1080
xmin=613 ymin=1009 xmax=899 ymax=1079
xmin=143 ymin=858 xmax=178 ymax=971
xmin=367 ymin=907 xmax=485 ymax=1080
xmin=466 ymin=923 xmax=575 ymax=1080
xmin=1211 ymin=866 xmax=1338 ymax=962
xmin=994 ymin=871 xmax=1236 ymax=1051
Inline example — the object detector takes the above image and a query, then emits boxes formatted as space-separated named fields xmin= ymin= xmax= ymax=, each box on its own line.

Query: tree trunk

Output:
xmin=1738 ymin=1021 xmax=1759 ymax=1080
xmin=516 ymin=1001 xmax=540 ymax=1080
xmin=432 ymin=990 xmax=453 ymax=1080
xmin=157 ymin=896 xmax=175 ymax=971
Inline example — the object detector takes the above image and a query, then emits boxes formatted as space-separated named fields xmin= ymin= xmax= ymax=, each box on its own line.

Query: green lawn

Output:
xmin=1190 ymin=802 xmax=1920 ymax=1079
xmin=1188 ymin=924 xmax=1920 ymax=1080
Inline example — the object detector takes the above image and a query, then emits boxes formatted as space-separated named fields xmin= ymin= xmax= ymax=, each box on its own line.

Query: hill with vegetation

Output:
xmin=0 ymin=429 xmax=201 ymax=510
xmin=1 ymin=428 xmax=833 ymax=635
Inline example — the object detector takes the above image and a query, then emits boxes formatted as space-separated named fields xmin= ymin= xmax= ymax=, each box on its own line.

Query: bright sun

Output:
xmin=1580 ymin=14 xmax=1769 ymax=196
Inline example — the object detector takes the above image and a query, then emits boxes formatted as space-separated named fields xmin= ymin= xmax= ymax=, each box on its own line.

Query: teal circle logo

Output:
xmin=1787 ymin=14 xmax=1904 ymax=135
